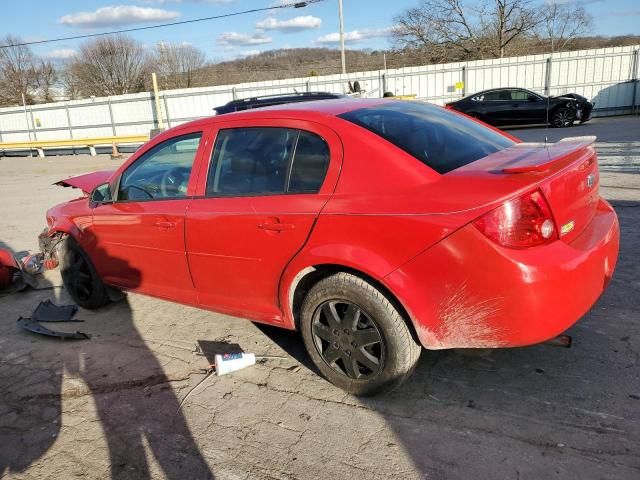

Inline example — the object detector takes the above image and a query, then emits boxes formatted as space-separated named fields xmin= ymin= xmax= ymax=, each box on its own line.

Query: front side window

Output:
xmin=118 ymin=133 xmax=201 ymax=201
xmin=338 ymin=101 xmax=514 ymax=174
xmin=206 ymin=127 xmax=329 ymax=196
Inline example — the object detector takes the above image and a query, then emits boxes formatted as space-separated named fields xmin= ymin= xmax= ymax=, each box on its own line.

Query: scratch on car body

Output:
xmin=419 ymin=282 xmax=507 ymax=349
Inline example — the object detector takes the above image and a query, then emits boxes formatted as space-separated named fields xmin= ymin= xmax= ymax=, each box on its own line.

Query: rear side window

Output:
xmin=338 ymin=102 xmax=514 ymax=174
xmin=206 ymin=127 xmax=330 ymax=196
xmin=207 ymin=127 xmax=297 ymax=195
xmin=510 ymin=90 xmax=529 ymax=100
xmin=288 ymin=131 xmax=330 ymax=193
xmin=482 ymin=90 xmax=509 ymax=101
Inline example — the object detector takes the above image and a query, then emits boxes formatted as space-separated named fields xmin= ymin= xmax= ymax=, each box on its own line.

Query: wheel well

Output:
xmin=290 ymin=264 xmax=420 ymax=344
xmin=551 ymin=102 xmax=573 ymax=114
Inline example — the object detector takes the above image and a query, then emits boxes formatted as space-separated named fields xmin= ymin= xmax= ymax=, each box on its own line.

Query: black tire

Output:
xmin=300 ymin=272 xmax=421 ymax=396
xmin=59 ymin=237 xmax=109 ymax=309
xmin=550 ymin=107 xmax=575 ymax=128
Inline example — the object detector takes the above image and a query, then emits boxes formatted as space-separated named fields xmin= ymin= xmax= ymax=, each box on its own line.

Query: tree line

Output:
xmin=0 ymin=0 xmax=637 ymax=107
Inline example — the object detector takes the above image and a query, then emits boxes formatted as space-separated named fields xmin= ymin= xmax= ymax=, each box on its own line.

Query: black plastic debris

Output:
xmin=17 ymin=316 xmax=90 ymax=340
xmin=33 ymin=300 xmax=81 ymax=322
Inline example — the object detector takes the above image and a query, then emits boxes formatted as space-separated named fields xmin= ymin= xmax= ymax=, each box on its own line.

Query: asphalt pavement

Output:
xmin=507 ymin=115 xmax=640 ymax=172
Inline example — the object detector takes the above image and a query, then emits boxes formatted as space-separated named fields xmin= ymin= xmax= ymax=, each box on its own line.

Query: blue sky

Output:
xmin=3 ymin=0 xmax=639 ymax=62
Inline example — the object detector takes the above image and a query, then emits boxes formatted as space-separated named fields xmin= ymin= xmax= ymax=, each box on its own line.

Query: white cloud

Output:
xmin=237 ymin=50 xmax=261 ymax=58
xmin=256 ymin=15 xmax=322 ymax=33
xmin=316 ymin=27 xmax=394 ymax=45
xmin=43 ymin=48 xmax=77 ymax=60
xmin=217 ymin=32 xmax=273 ymax=47
xmin=59 ymin=5 xmax=180 ymax=28
xmin=141 ymin=0 xmax=234 ymax=4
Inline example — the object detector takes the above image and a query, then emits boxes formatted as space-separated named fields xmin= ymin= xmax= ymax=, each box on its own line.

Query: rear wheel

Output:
xmin=59 ymin=237 xmax=109 ymax=309
xmin=551 ymin=107 xmax=575 ymax=128
xmin=300 ymin=272 xmax=421 ymax=396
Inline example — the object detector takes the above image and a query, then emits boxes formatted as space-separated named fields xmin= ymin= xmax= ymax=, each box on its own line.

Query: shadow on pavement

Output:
xmin=0 ymin=242 xmax=214 ymax=479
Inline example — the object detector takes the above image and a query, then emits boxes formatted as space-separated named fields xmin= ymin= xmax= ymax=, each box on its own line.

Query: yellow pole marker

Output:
xmin=152 ymin=72 xmax=164 ymax=130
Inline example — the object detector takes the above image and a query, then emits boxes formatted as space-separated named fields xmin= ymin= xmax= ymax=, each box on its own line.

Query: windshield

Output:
xmin=339 ymin=101 xmax=515 ymax=173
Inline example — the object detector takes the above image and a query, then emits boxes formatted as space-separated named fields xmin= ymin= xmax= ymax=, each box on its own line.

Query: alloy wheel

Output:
xmin=311 ymin=300 xmax=385 ymax=380
xmin=553 ymin=109 xmax=572 ymax=127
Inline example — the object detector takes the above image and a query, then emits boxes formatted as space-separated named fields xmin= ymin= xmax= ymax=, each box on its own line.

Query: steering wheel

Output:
xmin=160 ymin=167 xmax=188 ymax=197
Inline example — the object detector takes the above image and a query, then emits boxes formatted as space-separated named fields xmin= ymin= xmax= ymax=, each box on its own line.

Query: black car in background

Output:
xmin=214 ymin=92 xmax=346 ymax=115
xmin=446 ymin=88 xmax=594 ymax=128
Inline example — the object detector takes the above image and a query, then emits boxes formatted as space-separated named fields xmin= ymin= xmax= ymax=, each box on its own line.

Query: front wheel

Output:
xmin=59 ymin=237 xmax=109 ymax=309
xmin=551 ymin=107 xmax=575 ymax=128
xmin=300 ymin=272 xmax=421 ymax=396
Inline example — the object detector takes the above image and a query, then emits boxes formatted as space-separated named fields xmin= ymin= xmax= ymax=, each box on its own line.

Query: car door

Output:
xmin=185 ymin=119 xmax=342 ymax=323
xmin=477 ymin=90 xmax=512 ymax=124
xmin=89 ymin=129 xmax=207 ymax=303
xmin=508 ymin=89 xmax=546 ymax=124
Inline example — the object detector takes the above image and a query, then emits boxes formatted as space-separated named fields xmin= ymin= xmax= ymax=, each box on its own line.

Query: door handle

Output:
xmin=258 ymin=222 xmax=295 ymax=232
xmin=153 ymin=220 xmax=176 ymax=229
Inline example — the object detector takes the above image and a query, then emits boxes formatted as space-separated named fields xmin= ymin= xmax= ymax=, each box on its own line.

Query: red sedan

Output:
xmin=45 ymin=99 xmax=619 ymax=395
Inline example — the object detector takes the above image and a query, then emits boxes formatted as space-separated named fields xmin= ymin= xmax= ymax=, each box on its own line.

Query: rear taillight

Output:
xmin=473 ymin=189 xmax=558 ymax=249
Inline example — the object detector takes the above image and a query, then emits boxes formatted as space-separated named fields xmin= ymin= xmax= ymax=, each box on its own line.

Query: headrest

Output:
xmin=231 ymin=153 xmax=257 ymax=174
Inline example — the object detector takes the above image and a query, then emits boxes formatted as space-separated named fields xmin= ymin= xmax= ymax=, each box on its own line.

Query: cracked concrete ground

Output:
xmin=1 ymin=118 xmax=639 ymax=479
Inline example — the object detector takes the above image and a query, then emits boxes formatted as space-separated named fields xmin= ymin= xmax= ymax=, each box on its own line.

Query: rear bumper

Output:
xmin=384 ymin=198 xmax=619 ymax=349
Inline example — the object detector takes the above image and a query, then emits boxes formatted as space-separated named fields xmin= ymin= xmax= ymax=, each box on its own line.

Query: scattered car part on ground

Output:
xmin=446 ymin=87 xmax=593 ymax=128
xmin=19 ymin=252 xmax=44 ymax=275
xmin=0 ymin=248 xmax=44 ymax=294
xmin=16 ymin=316 xmax=90 ymax=340
xmin=44 ymin=98 xmax=619 ymax=395
xmin=16 ymin=300 xmax=88 ymax=339
xmin=33 ymin=300 xmax=81 ymax=322
xmin=0 ymin=248 xmax=18 ymax=290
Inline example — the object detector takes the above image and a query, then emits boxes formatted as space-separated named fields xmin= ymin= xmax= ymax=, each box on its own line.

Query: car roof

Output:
xmin=176 ymin=97 xmax=393 ymax=130
xmin=214 ymin=92 xmax=346 ymax=112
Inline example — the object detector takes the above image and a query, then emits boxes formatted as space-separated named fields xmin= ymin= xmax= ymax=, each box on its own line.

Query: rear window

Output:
xmin=338 ymin=101 xmax=514 ymax=174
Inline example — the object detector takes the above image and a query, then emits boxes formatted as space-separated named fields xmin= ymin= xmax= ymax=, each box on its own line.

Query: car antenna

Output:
xmin=544 ymin=54 xmax=551 ymax=149
xmin=545 ymin=89 xmax=550 ymax=147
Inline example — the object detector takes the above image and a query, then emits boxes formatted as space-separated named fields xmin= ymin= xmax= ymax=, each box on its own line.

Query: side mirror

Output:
xmin=528 ymin=95 xmax=538 ymax=101
xmin=90 ymin=183 xmax=113 ymax=205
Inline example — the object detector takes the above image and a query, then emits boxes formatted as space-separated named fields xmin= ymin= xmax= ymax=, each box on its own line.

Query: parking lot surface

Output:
xmin=509 ymin=115 xmax=640 ymax=172
xmin=1 ymin=116 xmax=639 ymax=479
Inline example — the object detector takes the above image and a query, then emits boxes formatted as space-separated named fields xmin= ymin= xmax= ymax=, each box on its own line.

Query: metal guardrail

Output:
xmin=0 ymin=135 xmax=148 ymax=157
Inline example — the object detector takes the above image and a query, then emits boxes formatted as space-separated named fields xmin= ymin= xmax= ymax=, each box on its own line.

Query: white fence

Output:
xmin=0 ymin=44 xmax=638 ymax=144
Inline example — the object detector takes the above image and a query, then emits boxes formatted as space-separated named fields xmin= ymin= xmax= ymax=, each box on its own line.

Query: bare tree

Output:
xmin=65 ymin=35 xmax=151 ymax=97
xmin=0 ymin=35 xmax=39 ymax=106
xmin=153 ymin=42 xmax=206 ymax=89
xmin=489 ymin=0 xmax=540 ymax=57
xmin=33 ymin=60 xmax=58 ymax=103
xmin=538 ymin=1 xmax=592 ymax=53
xmin=393 ymin=0 xmax=540 ymax=60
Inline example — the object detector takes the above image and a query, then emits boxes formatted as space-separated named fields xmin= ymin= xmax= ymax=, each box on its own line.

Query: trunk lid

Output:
xmin=452 ymin=136 xmax=599 ymax=243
